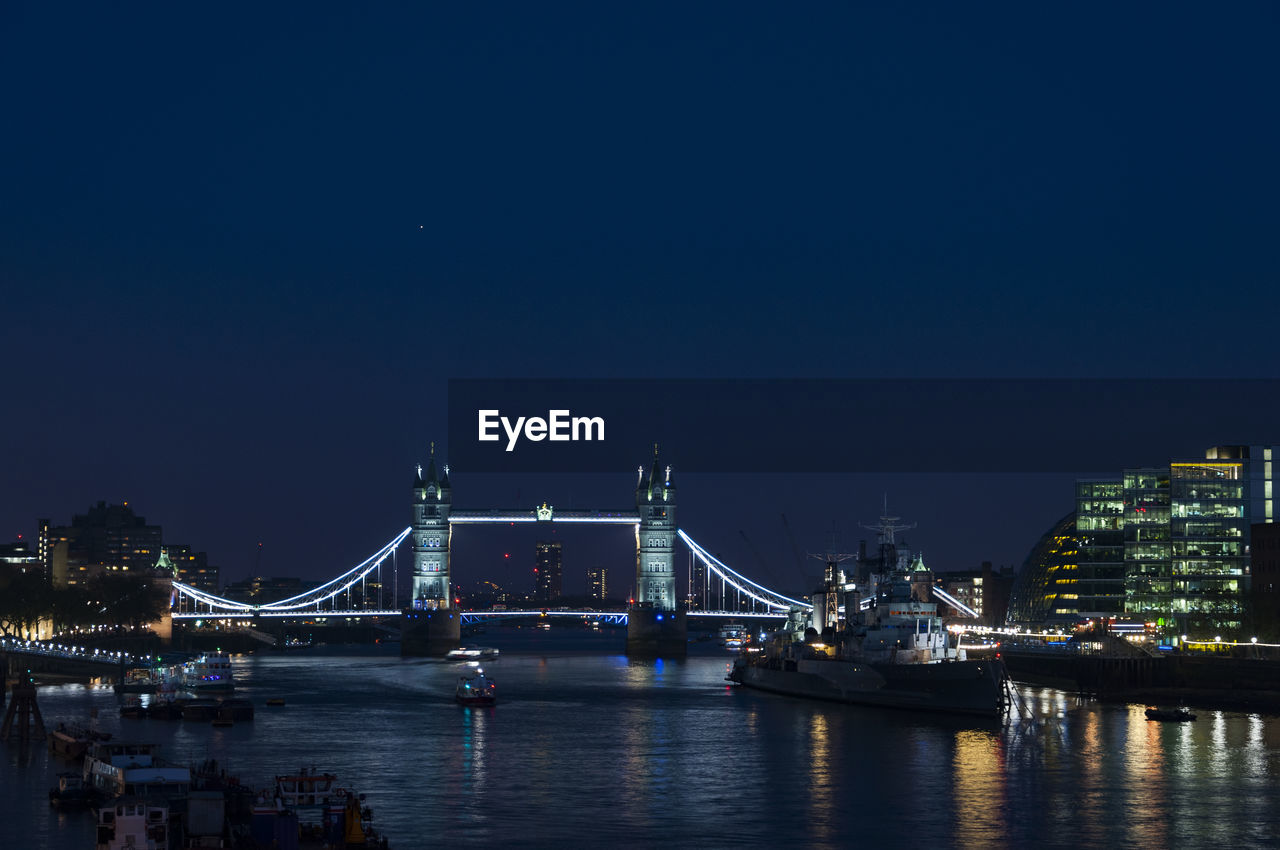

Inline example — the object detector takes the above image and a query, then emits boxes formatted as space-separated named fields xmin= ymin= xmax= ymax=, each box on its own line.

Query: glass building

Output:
xmin=1007 ymin=513 xmax=1079 ymax=624
xmin=1012 ymin=446 xmax=1274 ymax=641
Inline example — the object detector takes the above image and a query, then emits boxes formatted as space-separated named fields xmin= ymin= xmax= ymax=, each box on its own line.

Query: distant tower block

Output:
xmin=628 ymin=449 xmax=687 ymax=657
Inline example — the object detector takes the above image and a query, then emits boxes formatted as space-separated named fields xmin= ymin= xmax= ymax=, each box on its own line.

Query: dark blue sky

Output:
xmin=3 ymin=4 xmax=1277 ymax=596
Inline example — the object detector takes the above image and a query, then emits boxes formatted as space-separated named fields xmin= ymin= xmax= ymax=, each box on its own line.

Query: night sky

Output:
xmin=3 ymin=4 xmax=1277 ymax=598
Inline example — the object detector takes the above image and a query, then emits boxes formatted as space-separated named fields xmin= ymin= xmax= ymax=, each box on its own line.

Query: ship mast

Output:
xmin=859 ymin=495 xmax=916 ymax=545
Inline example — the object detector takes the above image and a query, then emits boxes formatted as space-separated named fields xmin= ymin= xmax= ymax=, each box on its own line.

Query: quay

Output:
xmin=1002 ymin=649 xmax=1280 ymax=710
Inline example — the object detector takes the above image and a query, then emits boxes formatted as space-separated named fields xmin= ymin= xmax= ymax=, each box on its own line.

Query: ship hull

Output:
xmin=731 ymin=657 xmax=1005 ymax=717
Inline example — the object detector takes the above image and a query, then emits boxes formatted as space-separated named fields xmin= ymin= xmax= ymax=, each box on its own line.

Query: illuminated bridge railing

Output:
xmin=171 ymin=610 xmax=403 ymax=620
xmin=459 ymin=609 xmax=790 ymax=625
xmin=0 ymin=637 xmax=142 ymax=666
xmin=172 ymin=527 xmax=411 ymax=615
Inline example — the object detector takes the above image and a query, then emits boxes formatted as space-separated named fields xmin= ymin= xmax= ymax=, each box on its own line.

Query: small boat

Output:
xmin=455 ymin=668 xmax=497 ymax=706
xmin=49 ymin=772 xmax=97 ymax=807
xmin=445 ymin=645 xmax=500 ymax=661
xmin=1145 ymin=706 xmax=1196 ymax=722
xmin=48 ymin=722 xmax=109 ymax=759
xmin=265 ymin=698 xmax=286 ymax=707
xmin=118 ymin=699 xmax=147 ymax=720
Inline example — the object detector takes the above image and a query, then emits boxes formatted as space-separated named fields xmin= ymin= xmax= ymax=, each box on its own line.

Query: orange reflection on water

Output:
xmin=951 ymin=728 xmax=1008 ymax=850
xmin=806 ymin=711 xmax=834 ymax=847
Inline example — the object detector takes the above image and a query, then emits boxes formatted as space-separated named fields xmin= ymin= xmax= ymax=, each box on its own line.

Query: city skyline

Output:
xmin=3 ymin=4 xmax=1277 ymax=593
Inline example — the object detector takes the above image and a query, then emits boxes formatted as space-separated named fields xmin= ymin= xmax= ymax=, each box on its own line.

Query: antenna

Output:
xmin=859 ymin=495 xmax=916 ymax=545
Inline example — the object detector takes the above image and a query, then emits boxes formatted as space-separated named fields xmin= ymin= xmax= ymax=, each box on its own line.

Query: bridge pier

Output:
xmin=400 ymin=608 xmax=461 ymax=657
xmin=626 ymin=607 xmax=687 ymax=658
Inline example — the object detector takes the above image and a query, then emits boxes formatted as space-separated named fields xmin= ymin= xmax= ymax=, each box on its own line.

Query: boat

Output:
xmin=272 ymin=766 xmax=339 ymax=808
xmin=119 ymin=698 xmax=147 ymax=719
xmin=82 ymin=741 xmax=191 ymax=803
xmin=265 ymin=697 xmax=286 ymax=707
xmin=728 ymin=549 xmax=1007 ymax=718
xmin=455 ymin=667 xmax=497 ymax=706
xmin=182 ymin=652 xmax=235 ymax=691
xmin=48 ymin=722 xmax=109 ymax=760
xmin=95 ymin=797 xmax=170 ymax=850
xmin=115 ymin=667 xmax=160 ymax=694
xmin=1146 ymin=706 xmax=1196 ymax=722
xmin=719 ymin=623 xmax=748 ymax=648
xmin=445 ymin=645 xmax=500 ymax=660
xmin=179 ymin=698 xmax=220 ymax=722
xmin=49 ymin=771 xmax=98 ymax=807
xmin=251 ymin=770 xmax=387 ymax=848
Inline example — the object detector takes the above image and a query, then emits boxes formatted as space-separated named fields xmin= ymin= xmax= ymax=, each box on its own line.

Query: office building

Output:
xmin=534 ymin=541 xmax=562 ymax=601
xmin=1011 ymin=445 xmax=1275 ymax=641
xmin=587 ymin=566 xmax=608 ymax=601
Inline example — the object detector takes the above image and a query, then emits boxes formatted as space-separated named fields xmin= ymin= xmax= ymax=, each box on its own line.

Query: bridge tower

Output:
xmin=627 ymin=450 xmax=687 ymax=657
xmin=403 ymin=449 xmax=460 ymax=655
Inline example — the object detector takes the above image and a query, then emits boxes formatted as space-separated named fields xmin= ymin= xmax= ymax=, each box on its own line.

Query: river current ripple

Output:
xmin=5 ymin=631 xmax=1280 ymax=849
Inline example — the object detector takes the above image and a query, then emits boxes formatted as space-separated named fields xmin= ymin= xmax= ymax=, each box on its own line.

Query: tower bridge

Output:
xmin=170 ymin=449 xmax=811 ymax=657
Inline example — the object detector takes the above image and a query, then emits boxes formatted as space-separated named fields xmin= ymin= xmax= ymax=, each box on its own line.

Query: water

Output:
xmin=7 ymin=631 xmax=1280 ymax=849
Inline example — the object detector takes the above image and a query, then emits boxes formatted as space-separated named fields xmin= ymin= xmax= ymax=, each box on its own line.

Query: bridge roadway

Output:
xmin=169 ymin=609 xmax=789 ymax=623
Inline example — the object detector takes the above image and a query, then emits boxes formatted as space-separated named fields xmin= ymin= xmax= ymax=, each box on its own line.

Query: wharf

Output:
xmin=1003 ymin=650 xmax=1280 ymax=711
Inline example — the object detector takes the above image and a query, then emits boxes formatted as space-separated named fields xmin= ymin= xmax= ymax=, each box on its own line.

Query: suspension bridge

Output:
xmin=168 ymin=525 xmax=810 ymax=623
xmin=163 ymin=451 xmax=979 ymax=655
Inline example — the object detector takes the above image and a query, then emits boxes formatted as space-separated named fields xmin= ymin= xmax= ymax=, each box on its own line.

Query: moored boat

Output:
xmin=49 ymin=771 xmax=97 ymax=807
xmin=729 ymin=538 xmax=1007 ymax=718
xmin=182 ymin=652 xmax=235 ymax=691
xmin=95 ymin=796 xmax=170 ymax=850
xmin=83 ymin=741 xmax=191 ymax=803
xmin=48 ymin=722 xmax=109 ymax=760
xmin=180 ymin=698 xmax=220 ymax=722
xmin=455 ymin=667 xmax=497 ymax=706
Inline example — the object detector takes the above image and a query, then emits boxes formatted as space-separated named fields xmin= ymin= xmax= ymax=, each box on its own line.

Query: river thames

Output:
xmin=5 ymin=630 xmax=1280 ymax=849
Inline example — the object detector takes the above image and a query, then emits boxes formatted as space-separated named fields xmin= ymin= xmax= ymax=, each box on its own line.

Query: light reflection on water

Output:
xmin=5 ymin=638 xmax=1280 ymax=849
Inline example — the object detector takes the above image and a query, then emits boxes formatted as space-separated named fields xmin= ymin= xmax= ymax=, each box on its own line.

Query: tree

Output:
xmin=0 ymin=566 xmax=54 ymax=639
xmin=88 ymin=574 xmax=168 ymax=631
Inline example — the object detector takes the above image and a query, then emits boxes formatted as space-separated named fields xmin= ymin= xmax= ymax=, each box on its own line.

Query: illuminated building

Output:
xmin=1012 ymin=445 xmax=1275 ymax=640
xmin=163 ymin=544 xmax=219 ymax=592
xmin=41 ymin=502 xmax=162 ymax=584
xmin=587 ymin=566 xmax=608 ymax=601
xmin=535 ymin=541 xmax=562 ymax=601
xmin=0 ymin=538 xmax=40 ymax=573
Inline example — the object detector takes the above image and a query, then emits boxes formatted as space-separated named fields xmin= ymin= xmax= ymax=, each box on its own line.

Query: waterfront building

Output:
xmin=1250 ymin=522 xmax=1280 ymax=640
xmin=937 ymin=563 xmax=1012 ymax=626
xmin=0 ymin=538 xmax=41 ymax=573
xmin=586 ymin=566 xmax=608 ymax=601
xmin=535 ymin=541 xmax=562 ymax=601
xmin=1007 ymin=513 xmax=1081 ymax=625
xmin=1011 ymin=445 xmax=1275 ymax=641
